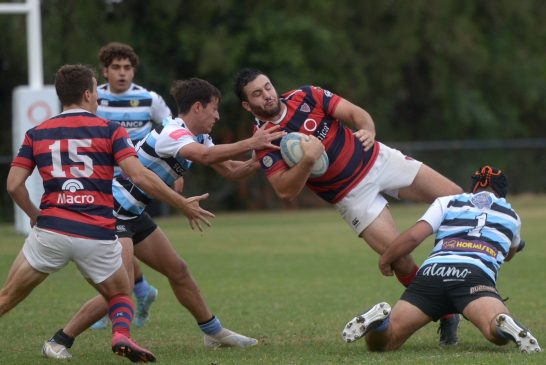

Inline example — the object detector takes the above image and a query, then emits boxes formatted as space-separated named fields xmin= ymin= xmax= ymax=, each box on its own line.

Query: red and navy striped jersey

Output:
xmin=11 ymin=110 xmax=136 ymax=240
xmin=254 ymin=86 xmax=379 ymax=204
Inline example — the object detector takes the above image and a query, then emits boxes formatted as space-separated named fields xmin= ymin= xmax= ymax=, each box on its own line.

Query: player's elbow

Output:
xmin=6 ymin=174 xmax=23 ymax=198
xmin=6 ymin=182 xmax=18 ymax=198
xmin=275 ymin=189 xmax=298 ymax=202
xmin=128 ymin=171 xmax=153 ymax=193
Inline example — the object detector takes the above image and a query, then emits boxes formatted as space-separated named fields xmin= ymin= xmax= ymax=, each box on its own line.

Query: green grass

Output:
xmin=0 ymin=195 xmax=545 ymax=364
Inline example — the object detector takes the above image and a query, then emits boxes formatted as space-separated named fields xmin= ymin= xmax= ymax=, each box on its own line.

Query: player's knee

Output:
xmin=166 ymin=260 xmax=192 ymax=283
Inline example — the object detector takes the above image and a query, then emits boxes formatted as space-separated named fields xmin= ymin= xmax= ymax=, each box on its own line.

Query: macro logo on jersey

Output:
xmin=56 ymin=179 xmax=95 ymax=205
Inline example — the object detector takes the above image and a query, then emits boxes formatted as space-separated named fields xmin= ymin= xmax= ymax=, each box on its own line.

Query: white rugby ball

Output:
xmin=280 ymin=132 xmax=329 ymax=178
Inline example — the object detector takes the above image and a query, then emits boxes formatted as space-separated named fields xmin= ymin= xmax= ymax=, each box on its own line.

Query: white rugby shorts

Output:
xmin=335 ymin=142 xmax=422 ymax=235
xmin=22 ymin=226 xmax=123 ymax=284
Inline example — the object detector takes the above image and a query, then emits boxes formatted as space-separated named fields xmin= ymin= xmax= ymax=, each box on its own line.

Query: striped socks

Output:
xmin=108 ymin=295 xmax=134 ymax=337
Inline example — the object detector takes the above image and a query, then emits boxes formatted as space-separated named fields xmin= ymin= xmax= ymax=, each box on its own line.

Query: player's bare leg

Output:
xmin=43 ymin=239 xmax=137 ymax=360
xmin=135 ymin=227 xmax=257 ymax=348
xmin=0 ymin=251 xmax=48 ymax=316
xmin=398 ymin=164 xmax=462 ymax=203
xmin=463 ymin=297 xmax=541 ymax=353
xmin=360 ymin=207 xmax=417 ymax=281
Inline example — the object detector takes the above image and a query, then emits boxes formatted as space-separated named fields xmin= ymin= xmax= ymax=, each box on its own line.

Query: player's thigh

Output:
xmin=134 ymin=227 xmax=186 ymax=278
xmin=0 ymin=251 xmax=48 ymax=307
xmin=463 ymin=296 xmax=508 ymax=339
xmin=73 ymin=237 xmax=124 ymax=285
xmin=399 ymin=164 xmax=462 ymax=203
xmin=388 ymin=300 xmax=432 ymax=347
xmin=93 ymin=265 xmax=131 ymax=299
xmin=360 ymin=206 xmax=400 ymax=254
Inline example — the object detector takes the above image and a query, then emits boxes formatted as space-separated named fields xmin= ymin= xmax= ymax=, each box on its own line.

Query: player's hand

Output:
xmin=251 ymin=123 xmax=286 ymax=150
xmin=181 ymin=193 xmax=215 ymax=232
xmin=300 ymin=135 xmax=325 ymax=163
xmin=353 ymin=129 xmax=376 ymax=151
xmin=379 ymin=257 xmax=394 ymax=277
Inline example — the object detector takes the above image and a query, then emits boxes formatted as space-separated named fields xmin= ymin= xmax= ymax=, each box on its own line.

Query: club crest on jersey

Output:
xmin=262 ymin=155 xmax=273 ymax=168
xmin=300 ymin=103 xmax=311 ymax=113
xmin=57 ymin=179 xmax=95 ymax=204
xmin=130 ymin=99 xmax=140 ymax=107
xmin=471 ymin=192 xmax=493 ymax=209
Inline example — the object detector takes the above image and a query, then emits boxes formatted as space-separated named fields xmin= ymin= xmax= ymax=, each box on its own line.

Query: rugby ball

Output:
xmin=280 ymin=132 xmax=329 ymax=178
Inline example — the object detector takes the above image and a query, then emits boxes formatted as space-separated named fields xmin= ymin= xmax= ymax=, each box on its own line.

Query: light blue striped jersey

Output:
xmin=113 ymin=116 xmax=214 ymax=219
xmin=97 ymin=83 xmax=171 ymax=143
xmin=420 ymin=191 xmax=521 ymax=283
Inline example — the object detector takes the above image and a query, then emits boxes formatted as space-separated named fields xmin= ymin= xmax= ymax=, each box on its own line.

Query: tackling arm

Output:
xmin=118 ymin=156 xmax=214 ymax=231
xmin=379 ymin=220 xmax=433 ymax=276
xmin=211 ymin=158 xmax=260 ymax=180
xmin=180 ymin=124 xmax=284 ymax=166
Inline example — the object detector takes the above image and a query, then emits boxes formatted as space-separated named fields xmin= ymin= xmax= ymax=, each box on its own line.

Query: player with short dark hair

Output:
xmin=341 ymin=166 xmax=541 ymax=354
xmin=234 ymin=68 xmax=463 ymax=344
xmin=4 ymin=64 xmax=213 ymax=362
xmin=42 ymin=77 xmax=285 ymax=359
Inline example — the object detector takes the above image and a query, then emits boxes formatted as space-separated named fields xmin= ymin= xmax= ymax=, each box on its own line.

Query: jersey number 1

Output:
xmin=468 ymin=213 xmax=487 ymax=237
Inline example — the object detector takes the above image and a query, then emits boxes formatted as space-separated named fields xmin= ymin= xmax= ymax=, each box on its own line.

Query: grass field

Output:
xmin=0 ymin=195 xmax=544 ymax=364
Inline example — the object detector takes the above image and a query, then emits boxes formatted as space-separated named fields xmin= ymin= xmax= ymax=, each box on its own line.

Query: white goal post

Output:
xmin=1 ymin=0 xmax=60 ymax=234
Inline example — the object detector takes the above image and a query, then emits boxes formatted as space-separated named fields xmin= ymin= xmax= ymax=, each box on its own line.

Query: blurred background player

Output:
xmin=42 ymin=77 xmax=284 ymax=359
xmin=92 ymin=42 xmax=173 ymax=329
xmin=4 ymin=64 xmax=213 ymax=362
xmin=234 ymin=68 xmax=463 ymax=344
xmin=341 ymin=166 xmax=541 ymax=354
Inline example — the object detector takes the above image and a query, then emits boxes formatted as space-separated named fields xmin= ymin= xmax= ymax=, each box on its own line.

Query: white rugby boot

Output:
xmin=342 ymin=302 xmax=391 ymax=343
xmin=42 ymin=340 xmax=72 ymax=360
xmin=496 ymin=313 xmax=541 ymax=353
xmin=204 ymin=328 xmax=258 ymax=348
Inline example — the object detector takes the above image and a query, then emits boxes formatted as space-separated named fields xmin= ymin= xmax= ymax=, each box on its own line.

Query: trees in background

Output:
xmin=1 ymin=0 xmax=545 ymax=217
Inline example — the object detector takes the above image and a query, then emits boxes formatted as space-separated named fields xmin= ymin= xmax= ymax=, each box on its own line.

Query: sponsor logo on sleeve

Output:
xmin=169 ymin=129 xmax=193 ymax=140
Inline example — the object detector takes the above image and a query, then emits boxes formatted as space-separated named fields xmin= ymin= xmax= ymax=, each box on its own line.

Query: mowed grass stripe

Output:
xmin=0 ymin=196 xmax=544 ymax=364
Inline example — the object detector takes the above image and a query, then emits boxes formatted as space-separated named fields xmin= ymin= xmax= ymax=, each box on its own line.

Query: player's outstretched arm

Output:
xmin=119 ymin=156 xmax=215 ymax=231
xmin=180 ymin=124 xmax=285 ymax=166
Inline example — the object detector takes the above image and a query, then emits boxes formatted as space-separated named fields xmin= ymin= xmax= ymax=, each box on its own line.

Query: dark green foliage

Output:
xmin=1 ymin=0 xmax=545 ymax=219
